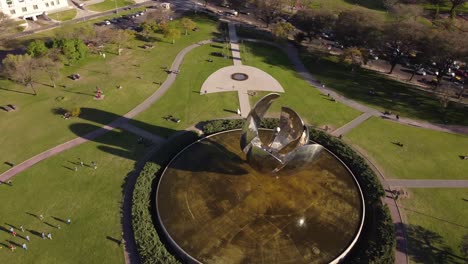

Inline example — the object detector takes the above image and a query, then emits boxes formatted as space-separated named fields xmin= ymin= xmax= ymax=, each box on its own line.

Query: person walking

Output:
xmin=26 ymin=235 xmax=30 ymax=241
xmin=9 ymin=227 xmax=14 ymax=234
xmin=10 ymin=244 xmax=15 ymax=252
xmin=12 ymin=231 xmax=17 ymax=237
xmin=39 ymin=214 xmax=44 ymax=221
xmin=67 ymin=218 xmax=71 ymax=225
xmin=79 ymin=158 xmax=84 ymax=166
xmin=47 ymin=233 xmax=52 ymax=240
xmin=22 ymin=244 xmax=27 ymax=250
xmin=41 ymin=232 xmax=45 ymax=239
xmin=74 ymin=166 xmax=78 ymax=172
xmin=20 ymin=226 xmax=24 ymax=232
xmin=57 ymin=224 xmax=61 ymax=230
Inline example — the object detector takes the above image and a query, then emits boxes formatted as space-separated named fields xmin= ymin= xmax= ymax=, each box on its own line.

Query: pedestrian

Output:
xmin=57 ymin=224 xmax=61 ymax=230
xmin=47 ymin=233 xmax=52 ymax=240
xmin=67 ymin=218 xmax=71 ymax=225
xmin=79 ymin=158 xmax=84 ymax=166
xmin=74 ymin=166 xmax=78 ymax=172
xmin=22 ymin=244 xmax=27 ymax=250
xmin=39 ymin=214 xmax=44 ymax=221
xmin=41 ymin=232 xmax=45 ymax=239
xmin=9 ymin=227 xmax=14 ymax=233
xmin=91 ymin=161 xmax=97 ymax=170
xmin=10 ymin=244 xmax=15 ymax=252
xmin=20 ymin=225 xmax=24 ymax=232
xmin=12 ymin=231 xmax=17 ymax=237
xmin=396 ymin=114 xmax=399 ymax=120
xmin=26 ymin=235 xmax=30 ymax=241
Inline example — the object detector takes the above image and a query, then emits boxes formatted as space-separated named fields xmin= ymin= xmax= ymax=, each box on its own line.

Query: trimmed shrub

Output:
xmin=132 ymin=162 xmax=179 ymax=264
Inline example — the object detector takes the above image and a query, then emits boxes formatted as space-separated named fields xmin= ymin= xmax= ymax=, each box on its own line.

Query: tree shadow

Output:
xmin=400 ymin=206 xmax=468 ymax=229
xmin=406 ymin=224 xmax=467 ymax=264
xmin=68 ymin=107 xmax=248 ymax=175
xmin=0 ymin=86 xmax=34 ymax=95
xmin=106 ymin=236 xmax=121 ymax=245
xmin=343 ymin=0 xmax=385 ymax=10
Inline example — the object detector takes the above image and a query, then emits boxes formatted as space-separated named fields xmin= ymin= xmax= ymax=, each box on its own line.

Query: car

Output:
xmin=416 ymin=68 xmax=426 ymax=76
xmin=104 ymin=20 xmax=111 ymax=25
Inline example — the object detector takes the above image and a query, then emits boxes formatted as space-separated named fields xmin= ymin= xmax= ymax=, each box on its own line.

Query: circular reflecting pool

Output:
xmin=156 ymin=130 xmax=364 ymax=264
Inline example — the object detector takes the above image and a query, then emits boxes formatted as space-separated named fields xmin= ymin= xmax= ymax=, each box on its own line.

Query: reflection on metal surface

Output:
xmin=241 ymin=93 xmax=324 ymax=173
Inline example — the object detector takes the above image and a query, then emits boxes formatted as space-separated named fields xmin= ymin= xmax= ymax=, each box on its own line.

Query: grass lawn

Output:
xmin=241 ymin=42 xmax=361 ymax=129
xmin=48 ymin=9 xmax=77 ymax=21
xmin=300 ymin=50 xmax=468 ymax=126
xmin=130 ymin=43 xmax=238 ymax=138
xmin=0 ymin=15 xmax=220 ymax=174
xmin=346 ymin=117 xmax=468 ymax=179
xmin=0 ymin=129 xmax=146 ymax=264
xmin=310 ymin=0 xmax=385 ymax=12
xmin=400 ymin=188 xmax=468 ymax=264
xmin=87 ymin=0 xmax=134 ymax=12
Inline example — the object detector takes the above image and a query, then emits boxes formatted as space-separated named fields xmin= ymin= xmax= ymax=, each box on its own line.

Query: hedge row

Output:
xmin=132 ymin=162 xmax=179 ymax=264
xmin=202 ymin=119 xmax=395 ymax=263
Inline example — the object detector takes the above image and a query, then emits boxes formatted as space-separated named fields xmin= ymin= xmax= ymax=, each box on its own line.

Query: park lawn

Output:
xmin=87 ymin=0 xmax=134 ymax=12
xmin=130 ymin=43 xmax=238 ymax=138
xmin=400 ymin=188 xmax=468 ymax=264
xmin=48 ymin=9 xmax=77 ymax=21
xmin=346 ymin=117 xmax=468 ymax=179
xmin=0 ymin=15 xmax=220 ymax=174
xmin=241 ymin=42 xmax=361 ymax=129
xmin=301 ymin=50 xmax=468 ymax=126
xmin=0 ymin=128 xmax=146 ymax=264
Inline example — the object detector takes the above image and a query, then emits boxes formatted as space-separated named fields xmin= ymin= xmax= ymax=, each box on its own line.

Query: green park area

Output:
xmin=130 ymin=43 xmax=237 ymax=138
xmin=0 ymin=129 xmax=145 ymax=264
xmin=346 ymin=117 xmax=468 ymax=180
xmin=400 ymin=188 xmax=468 ymax=264
xmin=0 ymin=15 xmax=219 ymax=174
xmin=87 ymin=0 xmax=135 ymax=12
xmin=241 ymin=41 xmax=361 ymax=129
xmin=300 ymin=51 xmax=468 ymax=126
xmin=48 ymin=9 xmax=77 ymax=21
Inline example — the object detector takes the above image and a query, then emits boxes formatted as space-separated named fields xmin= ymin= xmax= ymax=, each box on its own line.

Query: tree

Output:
xmin=252 ymin=0 xmax=286 ymax=27
xmin=449 ymin=0 xmax=467 ymax=18
xmin=37 ymin=56 xmax=62 ymax=88
xmin=109 ymin=29 xmax=131 ymax=55
xmin=164 ymin=28 xmax=181 ymax=44
xmin=180 ymin=18 xmax=197 ymax=35
xmin=334 ymin=10 xmax=382 ymax=48
xmin=381 ymin=20 xmax=426 ymax=74
xmin=426 ymin=0 xmax=445 ymax=19
xmin=145 ymin=8 xmax=174 ymax=24
xmin=272 ymin=21 xmax=295 ymax=40
xmin=340 ymin=47 xmax=366 ymax=71
xmin=423 ymin=30 xmax=468 ymax=85
xmin=52 ymin=38 xmax=88 ymax=64
xmin=382 ymin=0 xmax=400 ymax=10
xmin=1 ymin=54 xmax=40 ymax=95
xmin=389 ymin=4 xmax=423 ymax=21
xmin=461 ymin=234 xmax=468 ymax=257
xmin=0 ymin=12 xmax=19 ymax=42
xmin=292 ymin=9 xmax=335 ymax=41
xmin=27 ymin=40 xmax=48 ymax=57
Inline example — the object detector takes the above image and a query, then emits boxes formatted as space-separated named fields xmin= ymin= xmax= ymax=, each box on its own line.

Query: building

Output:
xmin=0 ymin=0 xmax=69 ymax=20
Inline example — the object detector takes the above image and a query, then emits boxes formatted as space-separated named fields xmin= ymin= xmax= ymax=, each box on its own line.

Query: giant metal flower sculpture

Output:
xmin=240 ymin=93 xmax=323 ymax=173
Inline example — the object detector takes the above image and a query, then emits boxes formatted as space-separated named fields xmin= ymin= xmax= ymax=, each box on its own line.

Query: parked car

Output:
xmin=416 ymin=68 xmax=426 ymax=76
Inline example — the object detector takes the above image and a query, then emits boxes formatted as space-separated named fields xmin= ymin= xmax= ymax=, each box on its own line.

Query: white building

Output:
xmin=0 ymin=0 xmax=69 ymax=20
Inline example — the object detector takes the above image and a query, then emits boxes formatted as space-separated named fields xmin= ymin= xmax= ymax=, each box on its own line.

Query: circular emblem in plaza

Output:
xmin=231 ymin=72 xmax=249 ymax=81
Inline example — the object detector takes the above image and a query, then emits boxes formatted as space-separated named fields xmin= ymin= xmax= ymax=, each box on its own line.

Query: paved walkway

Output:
xmin=386 ymin=179 xmax=468 ymax=188
xmin=331 ymin=112 xmax=373 ymax=137
xmin=119 ymin=123 xmax=167 ymax=144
